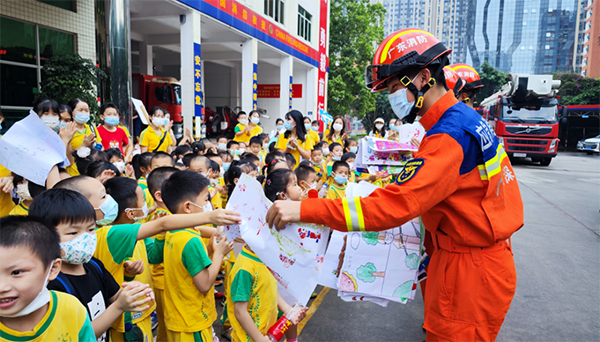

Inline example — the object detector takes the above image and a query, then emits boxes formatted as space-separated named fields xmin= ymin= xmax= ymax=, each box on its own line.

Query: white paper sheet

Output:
xmin=0 ymin=112 xmax=69 ymax=186
xmin=225 ymin=174 xmax=331 ymax=305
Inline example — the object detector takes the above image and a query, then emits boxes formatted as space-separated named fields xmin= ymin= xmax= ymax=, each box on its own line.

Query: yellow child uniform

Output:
xmin=226 ymin=247 xmax=278 ymax=342
xmin=8 ymin=202 xmax=28 ymax=216
xmin=93 ymin=224 xmax=160 ymax=341
xmin=149 ymin=208 xmax=171 ymax=342
xmin=65 ymin=162 xmax=80 ymax=177
xmin=326 ymin=183 xmax=347 ymax=199
xmin=0 ymin=164 xmax=15 ymax=217
xmin=313 ymin=161 xmax=327 ymax=183
xmin=0 ymin=291 xmax=96 ymax=342
xmin=323 ymin=129 xmax=343 ymax=145
xmin=137 ymin=177 xmax=155 ymax=209
xmin=164 ymin=228 xmax=216 ymax=341
xmin=140 ymin=126 xmax=173 ymax=153
xmin=71 ymin=124 xmax=102 ymax=150
xmin=349 ymin=171 xmax=357 ymax=183
xmin=233 ymin=123 xmax=263 ymax=144
xmin=308 ymin=129 xmax=320 ymax=146
xmin=275 ymin=134 xmax=314 ymax=169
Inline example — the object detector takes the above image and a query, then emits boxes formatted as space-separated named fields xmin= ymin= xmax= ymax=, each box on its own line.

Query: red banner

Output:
xmin=257 ymin=84 xmax=303 ymax=98
xmin=317 ymin=0 xmax=329 ymax=130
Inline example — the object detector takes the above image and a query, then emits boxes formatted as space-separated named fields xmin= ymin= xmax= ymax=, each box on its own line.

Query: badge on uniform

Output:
xmin=395 ymin=158 xmax=425 ymax=185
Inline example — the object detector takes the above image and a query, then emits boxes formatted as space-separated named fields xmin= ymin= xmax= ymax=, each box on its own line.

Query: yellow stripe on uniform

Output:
xmin=484 ymin=144 xmax=507 ymax=178
xmin=477 ymin=165 xmax=488 ymax=180
xmin=343 ymin=197 xmax=366 ymax=232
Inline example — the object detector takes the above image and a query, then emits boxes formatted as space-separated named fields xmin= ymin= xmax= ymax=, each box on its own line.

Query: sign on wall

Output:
xmin=193 ymin=43 xmax=203 ymax=117
xmin=257 ymin=84 xmax=303 ymax=98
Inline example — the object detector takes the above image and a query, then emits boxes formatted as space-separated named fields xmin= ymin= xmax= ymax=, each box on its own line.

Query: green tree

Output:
xmin=356 ymin=262 xmax=385 ymax=283
xmin=37 ymin=54 xmax=107 ymax=119
xmin=553 ymin=73 xmax=600 ymax=105
xmin=362 ymin=231 xmax=379 ymax=246
xmin=328 ymin=0 xmax=386 ymax=118
xmin=477 ymin=60 xmax=509 ymax=105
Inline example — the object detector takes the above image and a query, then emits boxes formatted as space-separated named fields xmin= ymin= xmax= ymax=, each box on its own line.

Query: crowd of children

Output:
xmin=0 ymin=95 xmax=407 ymax=342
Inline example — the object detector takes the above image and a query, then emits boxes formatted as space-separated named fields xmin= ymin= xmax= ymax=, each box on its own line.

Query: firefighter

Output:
xmin=449 ymin=63 xmax=484 ymax=108
xmin=443 ymin=67 xmax=466 ymax=99
xmin=266 ymin=28 xmax=523 ymax=341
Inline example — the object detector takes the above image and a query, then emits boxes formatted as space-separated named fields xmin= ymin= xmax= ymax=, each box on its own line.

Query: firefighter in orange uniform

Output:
xmin=266 ymin=28 xmax=523 ymax=341
xmin=449 ymin=63 xmax=484 ymax=108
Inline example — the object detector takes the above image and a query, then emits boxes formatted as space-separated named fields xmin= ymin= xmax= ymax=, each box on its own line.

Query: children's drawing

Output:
xmin=393 ymin=280 xmax=414 ymax=298
xmin=224 ymin=225 xmax=241 ymax=241
xmin=279 ymin=254 xmax=295 ymax=268
xmin=270 ymin=228 xmax=311 ymax=256
xmin=405 ymin=253 xmax=420 ymax=270
xmin=339 ymin=271 xmax=357 ymax=292
xmin=356 ymin=262 xmax=385 ymax=283
xmin=362 ymin=231 xmax=379 ymax=246
xmin=350 ymin=233 xmax=361 ymax=250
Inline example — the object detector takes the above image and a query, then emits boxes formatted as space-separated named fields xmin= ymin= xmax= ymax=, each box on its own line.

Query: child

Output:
xmin=344 ymin=138 xmax=358 ymax=154
xmin=216 ymin=135 xmax=228 ymax=151
xmin=327 ymin=161 xmax=350 ymax=199
xmin=304 ymin=116 xmax=320 ymax=147
xmin=188 ymin=155 xmax=213 ymax=177
xmin=310 ymin=145 xmax=327 ymax=184
xmin=224 ymin=160 xmax=259 ymax=201
xmin=240 ymin=152 xmax=261 ymax=170
xmin=30 ymin=189 xmax=154 ymax=342
xmin=68 ymin=98 xmax=102 ymax=151
xmin=0 ymin=216 xmax=96 ymax=341
xmin=285 ymin=153 xmax=297 ymax=170
xmin=295 ymin=164 xmax=321 ymax=192
xmin=161 ymin=171 xmax=235 ymax=341
xmin=151 ymin=151 xmax=175 ymax=170
xmin=228 ymin=169 xmax=306 ymax=342
xmin=320 ymin=140 xmax=330 ymax=158
xmin=105 ymin=148 xmax=127 ymax=174
xmin=227 ymin=140 xmax=240 ymax=159
xmin=219 ymin=151 xmax=233 ymax=172
xmin=8 ymin=176 xmax=46 ymax=216
xmin=341 ymin=152 xmax=357 ymax=183
xmin=233 ymin=112 xmax=249 ymax=143
xmin=53 ymin=175 xmax=240 ymax=341
xmin=132 ymin=152 xmax=155 ymax=209
xmin=326 ymin=142 xmax=344 ymax=186
xmin=97 ymin=103 xmax=132 ymax=160
xmin=249 ymin=136 xmax=266 ymax=166
xmin=140 ymin=106 xmax=174 ymax=153
xmin=238 ymin=142 xmax=247 ymax=154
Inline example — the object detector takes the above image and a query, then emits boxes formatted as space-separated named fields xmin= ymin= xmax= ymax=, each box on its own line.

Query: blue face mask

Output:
xmin=95 ymin=195 xmax=119 ymax=226
xmin=251 ymin=117 xmax=260 ymax=125
xmin=276 ymin=125 xmax=284 ymax=130
xmin=105 ymin=116 xmax=120 ymax=126
xmin=389 ymin=123 xmax=395 ymax=130
xmin=304 ymin=123 xmax=312 ymax=130
xmin=53 ymin=121 xmax=67 ymax=133
xmin=284 ymin=121 xmax=294 ymax=131
xmin=388 ymin=72 xmax=420 ymax=120
xmin=332 ymin=155 xmax=341 ymax=161
xmin=75 ymin=112 xmax=90 ymax=124
xmin=218 ymin=143 xmax=227 ymax=150
xmin=311 ymin=126 xmax=319 ymax=132
xmin=223 ymin=163 xmax=231 ymax=172
xmin=333 ymin=174 xmax=348 ymax=185
xmin=349 ymin=146 xmax=358 ymax=153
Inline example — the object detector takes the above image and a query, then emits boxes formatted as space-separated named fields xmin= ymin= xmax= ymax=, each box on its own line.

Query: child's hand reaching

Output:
xmin=98 ymin=169 xmax=116 ymax=183
xmin=117 ymin=281 xmax=154 ymax=313
xmin=212 ymin=234 xmax=234 ymax=258
xmin=208 ymin=209 xmax=242 ymax=226
xmin=125 ymin=164 xmax=135 ymax=178
xmin=124 ymin=259 xmax=144 ymax=275
xmin=0 ymin=176 xmax=14 ymax=194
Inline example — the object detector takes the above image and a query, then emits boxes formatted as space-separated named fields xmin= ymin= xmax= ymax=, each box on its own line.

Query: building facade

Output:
xmin=374 ymin=0 xmax=595 ymax=75
xmin=0 ymin=0 xmax=331 ymax=136
xmin=580 ymin=0 xmax=599 ymax=77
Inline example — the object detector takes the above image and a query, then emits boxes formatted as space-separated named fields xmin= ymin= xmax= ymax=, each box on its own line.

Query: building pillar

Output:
xmin=242 ymin=38 xmax=258 ymax=112
xmin=138 ymin=38 xmax=153 ymax=75
xmin=180 ymin=11 xmax=202 ymax=138
xmin=108 ymin=0 xmax=132 ymax=133
xmin=279 ymin=56 xmax=293 ymax=117
xmin=306 ymin=67 xmax=317 ymax=118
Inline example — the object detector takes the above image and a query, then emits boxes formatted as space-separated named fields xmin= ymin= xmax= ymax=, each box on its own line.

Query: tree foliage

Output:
xmin=477 ymin=61 xmax=509 ymax=106
xmin=37 ymin=54 xmax=107 ymax=118
xmin=328 ymin=0 xmax=386 ymax=118
xmin=553 ymin=73 xmax=600 ymax=105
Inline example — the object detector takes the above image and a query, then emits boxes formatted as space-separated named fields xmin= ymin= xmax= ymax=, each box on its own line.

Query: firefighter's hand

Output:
xmin=266 ymin=200 xmax=302 ymax=231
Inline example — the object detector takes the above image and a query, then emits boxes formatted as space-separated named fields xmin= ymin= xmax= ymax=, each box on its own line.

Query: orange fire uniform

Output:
xmin=301 ymin=91 xmax=523 ymax=341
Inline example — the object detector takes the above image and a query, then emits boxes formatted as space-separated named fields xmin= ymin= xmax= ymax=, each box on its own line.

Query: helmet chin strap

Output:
xmin=399 ymin=64 xmax=444 ymax=123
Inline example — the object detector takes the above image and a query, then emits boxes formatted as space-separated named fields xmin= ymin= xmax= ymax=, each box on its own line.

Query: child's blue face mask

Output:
xmin=95 ymin=195 xmax=119 ymax=226
xmin=333 ymin=174 xmax=348 ymax=185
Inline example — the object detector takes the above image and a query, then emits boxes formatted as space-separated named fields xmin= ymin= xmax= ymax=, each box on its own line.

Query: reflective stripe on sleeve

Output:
xmin=342 ymin=197 xmax=366 ymax=232
xmin=484 ymin=144 xmax=508 ymax=178
xmin=477 ymin=165 xmax=488 ymax=180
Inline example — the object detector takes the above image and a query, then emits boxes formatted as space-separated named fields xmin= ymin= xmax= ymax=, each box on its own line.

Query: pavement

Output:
xmin=292 ymin=151 xmax=600 ymax=342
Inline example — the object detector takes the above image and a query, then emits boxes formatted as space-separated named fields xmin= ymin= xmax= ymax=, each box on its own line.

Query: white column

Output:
xmin=279 ymin=56 xmax=293 ymax=117
xmin=138 ymin=37 xmax=153 ymax=75
xmin=242 ymin=39 xmax=258 ymax=112
xmin=305 ymin=66 xmax=317 ymax=118
xmin=180 ymin=11 xmax=202 ymax=137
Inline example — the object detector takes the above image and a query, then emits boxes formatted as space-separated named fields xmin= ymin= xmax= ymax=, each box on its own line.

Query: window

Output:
xmin=0 ymin=16 xmax=75 ymax=111
xmin=37 ymin=0 xmax=74 ymax=12
xmin=264 ymin=0 xmax=285 ymax=25
xmin=297 ymin=6 xmax=312 ymax=42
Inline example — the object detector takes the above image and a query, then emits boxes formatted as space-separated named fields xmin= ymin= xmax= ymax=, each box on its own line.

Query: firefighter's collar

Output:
xmin=419 ymin=90 xmax=459 ymax=131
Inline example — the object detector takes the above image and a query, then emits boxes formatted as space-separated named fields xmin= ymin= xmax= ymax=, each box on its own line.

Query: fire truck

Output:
xmin=480 ymin=73 xmax=561 ymax=166
xmin=132 ymin=74 xmax=183 ymax=138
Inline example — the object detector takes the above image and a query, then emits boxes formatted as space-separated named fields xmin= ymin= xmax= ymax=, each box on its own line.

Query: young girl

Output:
xmin=344 ymin=138 xmax=358 ymax=154
xmin=68 ymin=98 xmax=102 ymax=151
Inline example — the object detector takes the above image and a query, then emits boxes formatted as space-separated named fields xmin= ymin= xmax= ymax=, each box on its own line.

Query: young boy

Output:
xmin=233 ymin=112 xmax=249 ymax=143
xmin=216 ymin=135 xmax=228 ymax=151
xmin=249 ymin=136 xmax=266 ymax=167
xmin=0 ymin=216 xmax=96 ymax=341
xmin=150 ymin=152 xmax=175 ymax=170
xmin=295 ymin=164 xmax=321 ymax=192
xmin=160 ymin=170 xmax=234 ymax=340
xmin=227 ymin=141 xmax=240 ymax=159
xmin=310 ymin=145 xmax=327 ymax=184
xmin=53 ymin=175 xmax=240 ymax=341
xmin=327 ymin=161 xmax=350 ymax=199
xmin=147 ymin=167 xmax=179 ymax=342
xmin=30 ymin=189 xmax=153 ymax=342
xmin=326 ymin=142 xmax=344 ymax=186
xmin=341 ymin=152 xmax=357 ymax=183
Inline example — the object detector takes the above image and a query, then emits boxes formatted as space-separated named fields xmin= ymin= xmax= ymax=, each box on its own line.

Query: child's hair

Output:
xmin=74 ymin=148 xmax=107 ymax=176
xmin=86 ymin=160 xmax=120 ymax=179
xmin=208 ymin=160 xmax=220 ymax=174
xmin=311 ymin=120 xmax=319 ymax=126
xmin=344 ymin=138 xmax=357 ymax=151
xmin=53 ymin=175 xmax=93 ymax=195
xmin=104 ymin=177 xmax=139 ymax=220
xmin=147 ymin=167 xmax=179 ymax=201
xmin=285 ymin=153 xmax=296 ymax=169
xmin=224 ymin=160 xmax=257 ymax=198
xmin=33 ymin=98 xmax=60 ymax=116
xmin=263 ymin=151 xmax=287 ymax=175
xmin=264 ymin=168 xmax=295 ymax=202
xmin=219 ymin=151 xmax=232 ymax=162
xmin=173 ymin=145 xmax=192 ymax=158
xmin=268 ymin=141 xmax=276 ymax=153
xmin=258 ymin=133 xmax=268 ymax=142
xmin=0 ymin=216 xmax=60 ymax=266
xmin=240 ymin=152 xmax=259 ymax=164
xmin=216 ymin=135 xmax=228 ymax=143
xmin=132 ymin=152 xmax=154 ymax=179
xmin=311 ymin=146 xmax=322 ymax=154
xmin=105 ymin=148 xmax=124 ymax=161
xmin=331 ymin=161 xmax=349 ymax=173
xmin=182 ymin=153 xmax=196 ymax=168
xmin=29 ymin=188 xmax=96 ymax=228
xmin=189 ymin=155 xmax=211 ymax=170
xmin=249 ymin=136 xmax=262 ymax=146
xmin=329 ymin=142 xmax=342 ymax=152
xmin=191 ymin=141 xmax=206 ymax=155
xmin=151 ymin=152 xmax=175 ymax=166
xmin=295 ymin=164 xmax=316 ymax=183
xmin=12 ymin=175 xmax=46 ymax=199
xmin=100 ymin=102 xmax=119 ymax=116
xmin=161 ymin=170 xmax=210 ymax=213
xmin=59 ymin=103 xmax=73 ymax=119
xmin=67 ymin=98 xmax=89 ymax=112
xmin=341 ymin=152 xmax=356 ymax=163
xmin=314 ymin=141 xmax=326 ymax=150
xmin=227 ymin=140 xmax=239 ymax=149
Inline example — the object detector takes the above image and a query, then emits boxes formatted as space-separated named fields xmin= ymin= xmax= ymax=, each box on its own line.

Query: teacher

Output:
xmin=266 ymin=28 xmax=523 ymax=342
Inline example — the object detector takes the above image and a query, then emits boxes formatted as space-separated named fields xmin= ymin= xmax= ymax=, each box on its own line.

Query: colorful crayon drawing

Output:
xmin=298 ymin=227 xmax=322 ymax=242
xmin=339 ymin=271 xmax=357 ymax=292
xmin=279 ymin=254 xmax=295 ymax=268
